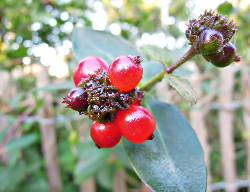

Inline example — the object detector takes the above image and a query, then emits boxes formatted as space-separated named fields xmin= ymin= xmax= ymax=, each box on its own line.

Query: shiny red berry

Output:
xmin=90 ymin=121 xmax=122 ymax=148
xmin=108 ymin=55 xmax=143 ymax=92
xmin=62 ymin=87 xmax=88 ymax=112
xmin=115 ymin=105 xmax=156 ymax=143
xmin=73 ymin=56 xmax=109 ymax=87
xmin=198 ymin=28 xmax=224 ymax=55
xmin=203 ymin=43 xmax=239 ymax=67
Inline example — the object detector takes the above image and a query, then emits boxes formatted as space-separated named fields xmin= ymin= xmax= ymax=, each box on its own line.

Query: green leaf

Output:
xmin=34 ymin=81 xmax=74 ymax=91
xmin=74 ymin=141 xmax=110 ymax=183
xmin=0 ymin=162 xmax=26 ymax=191
xmin=5 ymin=133 xmax=39 ymax=151
xmin=97 ymin=163 xmax=116 ymax=190
xmin=165 ymin=74 xmax=198 ymax=105
xmin=115 ymin=144 xmax=132 ymax=169
xmin=58 ymin=140 xmax=76 ymax=172
xmin=123 ymin=100 xmax=207 ymax=192
xmin=140 ymin=45 xmax=173 ymax=67
xmin=73 ymin=27 xmax=144 ymax=63
xmin=19 ymin=177 xmax=49 ymax=192
xmin=217 ymin=2 xmax=233 ymax=15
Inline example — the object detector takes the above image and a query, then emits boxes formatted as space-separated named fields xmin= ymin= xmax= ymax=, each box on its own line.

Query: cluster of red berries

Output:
xmin=186 ymin=10 xmax=241 ymax=67
xmin=63 ymin=55 xmax=156 ymax=148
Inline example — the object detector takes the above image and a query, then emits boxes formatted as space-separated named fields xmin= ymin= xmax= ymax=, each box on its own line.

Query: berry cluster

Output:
xmin=186 ymin=10 xmax=241 ymax=67
xmin=63 ymin=55 xmax=156 ymax=148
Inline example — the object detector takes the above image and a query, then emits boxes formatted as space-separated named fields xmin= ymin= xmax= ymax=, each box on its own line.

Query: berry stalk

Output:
xmin=140 ymin=70 xmax=166 ymax=91
xmin=140 ymin=46 xmax=197 ymax=91
xmin=165 ymin=46 xmax=197 ymax=73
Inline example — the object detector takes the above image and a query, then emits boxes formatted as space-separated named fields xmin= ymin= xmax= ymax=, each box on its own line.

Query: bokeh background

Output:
xmin=0 ymin=0 xmax=250 ymax=191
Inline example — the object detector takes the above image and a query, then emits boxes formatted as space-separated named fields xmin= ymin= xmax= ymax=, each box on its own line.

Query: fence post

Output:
xmin=77 ymin=120 xmax=96 ymax=192
xmin=218 ymin=66 xmax=237 ymax=192
xmin=189 ymin=64 xmax=212 ymax=191
xmin=241 ymin=62 xmax=250 ymax=191
xmin=37 ymin=65 xmax=62 ymax=192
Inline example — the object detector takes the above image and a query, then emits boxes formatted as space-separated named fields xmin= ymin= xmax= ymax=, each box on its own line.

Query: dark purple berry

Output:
xmin=198 ymin=28 xmax=224 ymax=55
xmin=203 ymin=43 xmax=239 ymax=68
xmin=62 ymin=87 xmax=88 ymax=112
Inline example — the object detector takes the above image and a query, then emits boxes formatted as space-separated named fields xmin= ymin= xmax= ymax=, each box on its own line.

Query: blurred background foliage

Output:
xmin=0 ymin=0 xmax=250 ymax=191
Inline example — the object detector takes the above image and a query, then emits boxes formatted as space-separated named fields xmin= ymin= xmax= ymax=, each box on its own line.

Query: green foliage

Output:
xmin=140 ymin=45 xmax=173 ymax=67
xmin=165 ymin=74 xmax=198 ymax=105
xmin=73 ymin=27 xmax=144 ymax=63
xmin=74 ymin=141 xmax=110 ymax=183
xmin=124 ymin=100 xmax=207 ymax=191
xmin=5 ymin=133 xmax=39 ymax=151
xmin=217 ymin=2 xmax=233 ymax=15
xmin=0 ymin=162 xmax=26 ymax=191
xmin=0 ymin=0 xmax=92 ymax=70
xmin=96 ymin=163 xmax=116 ymax=190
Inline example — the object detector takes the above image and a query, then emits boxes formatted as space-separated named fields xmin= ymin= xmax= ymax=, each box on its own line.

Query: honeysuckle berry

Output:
xmin=73 ymin=56 xmax=109 ymax=87
xmin=203 ymin=43 xmax=241 ymax=67
xmin=108 ymin=55 xmax=143 ymax=92
xmin=198 ymin=28 xmax=224 ymax=55
xmin=115 ymin=104 xmax=156 ymax=143
xmin=64 ymin=69 xmax=144 ymax=123
xmin=90 ymin=121 xmax=122 ymax=148
xmin=62 ymin=87 xmax=88 ymax=113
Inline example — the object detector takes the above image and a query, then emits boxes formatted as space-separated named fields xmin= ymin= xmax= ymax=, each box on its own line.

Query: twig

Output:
xmin=0 ymin=105 xmax=35 ymax=158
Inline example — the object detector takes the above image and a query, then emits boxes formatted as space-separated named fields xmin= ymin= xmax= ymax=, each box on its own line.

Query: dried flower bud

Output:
xmin=186 ymin=10 xmax=238 ymax=48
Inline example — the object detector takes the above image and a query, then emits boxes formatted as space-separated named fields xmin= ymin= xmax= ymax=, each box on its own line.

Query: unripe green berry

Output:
xmin=203 ymin=43 xmax=238 ymax=68
xmin=198 ymin=29 xmax=224 ymax=55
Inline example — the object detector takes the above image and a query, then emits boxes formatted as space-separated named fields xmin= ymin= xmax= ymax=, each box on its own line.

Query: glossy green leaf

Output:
xmin=140 ymin=45 xmax=173 ymax=67
xmin=5 ymin=133 xmax=39 ymax=151
xmin=165 ymin=74 xmax=198 ymax=105
xmin=123 ymin=100 xmax=207 ymax=192
xmin=73 ymin=27 xmax=144 ymax=63
xmin=74 ymin=141 xmax=110 ymax=183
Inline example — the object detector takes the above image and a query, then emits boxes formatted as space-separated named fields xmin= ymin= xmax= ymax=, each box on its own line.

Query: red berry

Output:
xmin=90 ymin=121 xmax=122 ymax=148
xmin=62 ymin=87 xmax=88 ymax=113
xmin=73 ymin=56 xmax=108 ymax=87
xmin=108 ymin=55 xmax=143 ymax=92
xmin=115 ymin=105 xmax=156 ymax=143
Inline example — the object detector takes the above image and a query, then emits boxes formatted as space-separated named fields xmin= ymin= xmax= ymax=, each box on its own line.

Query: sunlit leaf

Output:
xmin=140 ymin=45 xmax=173 ymax=67
xmin=73 ymin=27 xmax=144 ymax=63
xmin=165 ymin=74 xmax=198 ymax=105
